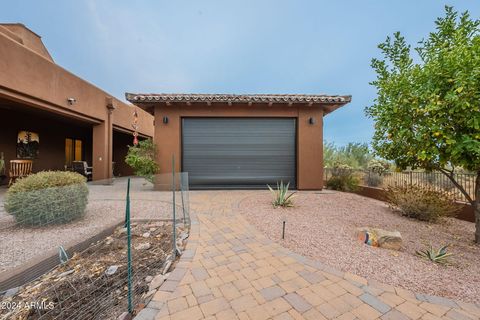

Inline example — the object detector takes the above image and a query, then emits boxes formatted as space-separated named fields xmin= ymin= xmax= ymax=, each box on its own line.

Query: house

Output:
xmin=0 ymin=23 xmax=154 ymax=181
xmin=126 ymin=93 xmax=351 ymax=190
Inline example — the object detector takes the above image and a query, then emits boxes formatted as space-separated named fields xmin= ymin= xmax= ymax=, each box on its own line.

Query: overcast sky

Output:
xmin=2 ymin=1 xmax=479 ymax=145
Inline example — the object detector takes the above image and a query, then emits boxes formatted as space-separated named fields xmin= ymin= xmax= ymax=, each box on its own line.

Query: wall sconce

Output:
xmin=309 ymin=117 xmax=316 ymax=125
xmin=67 ymin=97 xmax=77 ymax=106
xmin=163 ymin=116 xmax=169 ymax=124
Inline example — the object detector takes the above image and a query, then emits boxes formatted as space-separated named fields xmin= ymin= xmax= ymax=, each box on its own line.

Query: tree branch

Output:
xmin=438 ymin=167 xmax=474 ymax=204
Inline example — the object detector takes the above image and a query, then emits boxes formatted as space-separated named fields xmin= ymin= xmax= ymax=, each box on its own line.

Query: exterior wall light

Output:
xmin=67 ymin=97 xmax=77 ymax=105
xmin=163 ymin=116 xmax=169 ymax=124
xmin=309 ymin=117 xmax=316 ymax=125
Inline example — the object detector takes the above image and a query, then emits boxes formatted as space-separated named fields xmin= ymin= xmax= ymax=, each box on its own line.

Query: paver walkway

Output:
xmin=140 ymin=191 xmax=480 ymax=320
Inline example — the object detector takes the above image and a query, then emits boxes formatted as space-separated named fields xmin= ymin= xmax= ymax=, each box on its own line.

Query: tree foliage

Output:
xmin=366 ymin=6 xmax=480 ymax=242
xmin=125 ymin=139 xmax=159 ymax=182
xmin=324 ymin=141 xmax=373 ymax=169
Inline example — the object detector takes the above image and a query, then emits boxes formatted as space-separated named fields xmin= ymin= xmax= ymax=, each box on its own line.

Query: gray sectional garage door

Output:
xmin=182 ymin=118 xmax=296 ymax=189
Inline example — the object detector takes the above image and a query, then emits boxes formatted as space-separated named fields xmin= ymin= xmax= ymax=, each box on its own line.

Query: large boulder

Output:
xmin=357 ymin=227 xmax=402 ymax=250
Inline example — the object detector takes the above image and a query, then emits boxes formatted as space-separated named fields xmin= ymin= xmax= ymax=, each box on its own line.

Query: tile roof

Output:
xmin=125 ymin=93 xmax=351 ymax=104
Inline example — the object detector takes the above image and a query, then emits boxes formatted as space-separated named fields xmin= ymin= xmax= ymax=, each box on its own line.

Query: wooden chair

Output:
xmin=9 ymin=160 xmax=33 ymax=186
xmin=72 ymin=161 xmax=92 ymax=181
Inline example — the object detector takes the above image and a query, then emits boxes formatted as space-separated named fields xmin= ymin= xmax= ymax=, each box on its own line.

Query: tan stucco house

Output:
xmin=0 ymin=23 xmax=153 ymax=181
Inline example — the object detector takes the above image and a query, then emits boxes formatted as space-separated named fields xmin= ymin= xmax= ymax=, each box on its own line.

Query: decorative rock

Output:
xmin=179 ymin=232 xmax=189 ymax=240
xmin=118 ymin=227 xmax=127 ymax=235
xmin=142 ymin=232 xmax=151 ymax=238
xmin=117 ymin=311 xmax=132 ymax=320
xmin=143 ymin=289 xmax=156 ymax=299
xmin=357 ymin=227 xmax=403 ymax=250
xmin=105 ymin=265 xmax=119 ymax=276
xmin=57 ymin=270 xmax=74 ymax=278
xmin=135 ymin=243 xmax=151 ymax=250
xmin=162 ymin=260 xmax=172 ymax=275
xmin=4 ymin=287 xmax=19 ymax=297
xmin=149 ymin=274 xmax=166 ymax=291
xmin=145 ymin=276 xmax=153 ymax=282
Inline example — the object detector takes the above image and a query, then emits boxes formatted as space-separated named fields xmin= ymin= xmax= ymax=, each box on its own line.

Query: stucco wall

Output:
xmin=152 ymin=102 xmax=325 ymax=190
xmin=0 ymin=30 xmax=153 ymax=137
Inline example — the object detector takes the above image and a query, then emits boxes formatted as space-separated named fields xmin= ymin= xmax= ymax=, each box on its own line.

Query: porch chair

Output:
xmin=72 ymin=161 xmax=93 ymax=181
xmin=9 ymin=160 xmax=33 ymax=187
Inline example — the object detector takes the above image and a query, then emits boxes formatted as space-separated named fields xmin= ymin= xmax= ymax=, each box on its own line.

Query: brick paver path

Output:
xmin=144 ymin=191 xmax=480 ymax=320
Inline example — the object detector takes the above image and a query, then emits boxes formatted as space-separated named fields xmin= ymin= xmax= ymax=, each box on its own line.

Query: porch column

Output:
xmin=92 ymin=99 xmax=115 ymax=180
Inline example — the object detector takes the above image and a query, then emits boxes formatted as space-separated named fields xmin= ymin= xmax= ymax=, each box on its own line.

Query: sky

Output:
xmin=2 ymin=1 xmax=479 ymax=146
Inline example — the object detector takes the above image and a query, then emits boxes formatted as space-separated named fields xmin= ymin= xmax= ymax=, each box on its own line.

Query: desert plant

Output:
xmin=386 ymin=185 xmax=458 ymax=222
xmin=125 ymin=139 xmax=159 ymax=182
xmin=4 ymin=171 xmax=89 ymax=226
xmin=267 ymin=181 xmax=296 ymax=208
xmin=365 ymin=172 xmax=383 ymax=187
xmin=324 ymin=141 xmax=373 ymax=169
xmin=416 ymin=244 xmax=453 ymax=265
xmin=326 ymin=164 xmax=359 ymax=191
xmin=367 ymin=159 xmax=390 ymax=175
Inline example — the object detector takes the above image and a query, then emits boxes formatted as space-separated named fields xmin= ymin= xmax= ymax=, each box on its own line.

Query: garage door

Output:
xmin=182 ymin=118 xmax=296 ymax=189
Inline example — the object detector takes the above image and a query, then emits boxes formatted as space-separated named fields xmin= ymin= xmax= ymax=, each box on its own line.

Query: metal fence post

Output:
xmin=172 ymin=155 xmax=176 ymax=258
xmin=125 ymin=178 xmax=133 ymax=314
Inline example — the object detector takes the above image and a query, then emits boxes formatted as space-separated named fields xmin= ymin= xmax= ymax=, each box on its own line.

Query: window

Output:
xmin=65 ymin=138 xmax=83 ymax=167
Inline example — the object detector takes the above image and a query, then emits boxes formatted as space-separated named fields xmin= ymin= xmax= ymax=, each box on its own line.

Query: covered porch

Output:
xmin=0 ymin=96 xmax=141 ymax=185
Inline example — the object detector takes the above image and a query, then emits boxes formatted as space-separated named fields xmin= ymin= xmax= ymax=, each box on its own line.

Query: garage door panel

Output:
xmin=182 ymin=118 xmax=296 ymax=189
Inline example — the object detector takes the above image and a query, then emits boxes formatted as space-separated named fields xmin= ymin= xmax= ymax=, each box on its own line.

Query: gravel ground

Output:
xmin=0 ymin=178 xmax=186 ymax=272
xmin=239 ymin=190 xmax=480 ymax=304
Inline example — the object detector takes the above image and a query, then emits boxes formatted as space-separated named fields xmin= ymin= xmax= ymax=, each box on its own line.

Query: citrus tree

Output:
xmin=366 ymin=6 xmax=480 ymax=242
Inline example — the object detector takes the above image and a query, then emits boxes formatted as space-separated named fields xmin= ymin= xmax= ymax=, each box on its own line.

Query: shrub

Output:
xmin=367 ymin=159 xmax=390 ymax=175
xmin=365 ymin=172 xmax=383 ymax=187
xmin=326 ymin=164 xmax=359 ymax=191
xmin=4 ymin=171 xmax=89 ymax=226
xmin=386 ymin=185 xmax=458 ymax=222
xmin=267 ymin=181 xmax=296 ymax=208
xmin=125 ymin=139 xmax=159 ymax=182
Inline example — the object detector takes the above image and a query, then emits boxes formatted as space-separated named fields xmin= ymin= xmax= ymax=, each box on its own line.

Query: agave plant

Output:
xmin=416 ymin=244 xmax=453 ymax=265
xmin=267 ymin=181 xmax=296 ymax=208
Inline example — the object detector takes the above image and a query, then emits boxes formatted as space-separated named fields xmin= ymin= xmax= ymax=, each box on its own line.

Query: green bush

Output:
xmin=125 ymin=139 xmax=159 ymax=182
xmin=326 ymin=164 xmax=359 ymax=191
xmin=4 ymin=171 xmax=89 ymax=226
xmin=386 ymin=185 xmax=458 ymax=222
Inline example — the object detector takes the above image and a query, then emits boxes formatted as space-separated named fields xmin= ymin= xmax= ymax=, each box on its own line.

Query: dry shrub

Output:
xmin=326 ymin=165 xmax=359 ymax=191
xmin=386 ymin=184 xmax=459 ymax=222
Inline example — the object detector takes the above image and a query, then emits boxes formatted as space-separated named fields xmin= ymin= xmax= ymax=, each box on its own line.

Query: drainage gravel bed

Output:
xmin=239 ymin=190 xmax=480 ymax=304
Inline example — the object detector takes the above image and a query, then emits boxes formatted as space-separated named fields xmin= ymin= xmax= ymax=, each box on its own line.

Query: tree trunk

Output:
xmin=475 ymin=171 xmax=480 ymax=244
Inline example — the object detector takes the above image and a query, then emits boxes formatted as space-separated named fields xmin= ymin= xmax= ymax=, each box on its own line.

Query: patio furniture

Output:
xmin=72 ymin=161 xmax=92 ymax=181
xmin=9 ymin=160 xmax=33 ymax=186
